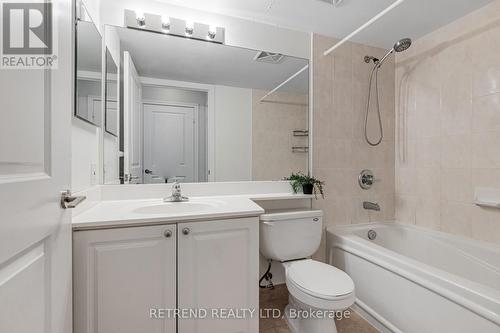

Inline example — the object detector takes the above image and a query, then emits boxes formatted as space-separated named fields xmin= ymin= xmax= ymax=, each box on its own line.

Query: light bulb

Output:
xmin=136 ymin=11 xmax=145 ymax=27
xmin=208 ymin=26 xmax=217 ymax=39
xmin=185 ymin=21 xmax=194 ymax=36
xmin=162 ymin=21 xmax=170 ymax=32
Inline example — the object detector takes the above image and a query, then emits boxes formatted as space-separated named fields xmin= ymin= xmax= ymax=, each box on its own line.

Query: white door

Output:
xmin=143 ymin=103 xmax=197 ymax=183
xmin=73 ymin=225 xmax=177 ymax=333
xmin=178 ymin=218 xmax=259 ymax=333
xmin=123 ymin=52 xmax=143 ymax=183
xmin=0 ymin=1 xmax=73 ymax=333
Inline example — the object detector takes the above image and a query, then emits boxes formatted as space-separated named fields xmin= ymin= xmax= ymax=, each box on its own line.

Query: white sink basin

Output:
xmin=132 ymin=200 xmax=221 ymax=215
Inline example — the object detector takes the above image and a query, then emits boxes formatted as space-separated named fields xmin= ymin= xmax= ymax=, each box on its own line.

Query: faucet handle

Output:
xmin=164 ymin=180 xmax=189 ymax=202
xmin=359 ymin=169 xmax=377 ymax=190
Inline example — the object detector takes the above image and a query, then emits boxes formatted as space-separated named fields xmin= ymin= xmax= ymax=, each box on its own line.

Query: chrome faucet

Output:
xmin=363 ymin=201 xmax=380 ymax=211
xmin=164 ymin=181 xmax=189 ymax=202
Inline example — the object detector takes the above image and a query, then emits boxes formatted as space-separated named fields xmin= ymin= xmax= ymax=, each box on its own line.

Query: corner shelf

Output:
xmin=474 ymin=187 xmax=500 ymax=209
xmin=292 ymin=146 xmax=309 ymax=153
xmin=474 ymin=200 xmax=500 ymax=209
xmin=293 ymin=130 xmax=309 ymax=137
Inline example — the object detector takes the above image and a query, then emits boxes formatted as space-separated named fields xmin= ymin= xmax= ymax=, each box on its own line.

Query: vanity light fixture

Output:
xmin=124 ymin=9 xmax=225 ymax=44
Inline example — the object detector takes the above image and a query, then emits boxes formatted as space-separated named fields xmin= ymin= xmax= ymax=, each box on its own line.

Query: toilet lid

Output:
xmin=287 ymin=260 xmax=354 ymax=300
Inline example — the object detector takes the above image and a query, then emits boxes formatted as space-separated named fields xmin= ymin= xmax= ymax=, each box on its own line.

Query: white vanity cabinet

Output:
xmin=73 ymin=217 xmax=259 ymax=333
xmin=73 ymin=224 xmax=177 ymax=333
xmin=178 ymin=218 xmax=259 ymax=333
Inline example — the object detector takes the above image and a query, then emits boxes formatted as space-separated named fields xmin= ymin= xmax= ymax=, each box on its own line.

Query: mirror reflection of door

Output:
xmin=144 ymin=103 xmax=198 ymax=183
xmin=123 ymin=51 xmax=143 ymax=184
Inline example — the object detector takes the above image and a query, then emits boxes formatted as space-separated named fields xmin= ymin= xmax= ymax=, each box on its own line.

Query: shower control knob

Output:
xmin=182 ymin=228 xmax=190 ymax=235
xmin=164 ymin=229 xmax=172 ymax=238
xmin=359 ymin=169 xmax=376 ymax=190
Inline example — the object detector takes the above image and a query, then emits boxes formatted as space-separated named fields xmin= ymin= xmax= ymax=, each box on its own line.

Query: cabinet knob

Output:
xmin=164 ymin=229 xmax=173 ymax=238
xmin=182 ymin=227 xmax=190 ymax=235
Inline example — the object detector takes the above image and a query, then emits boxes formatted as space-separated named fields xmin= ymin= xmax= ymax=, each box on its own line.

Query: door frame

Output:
xmin=142 ymin=99 xmax=200 ymax=183
xmin=140 ymin=77 xmax=215 ymax=181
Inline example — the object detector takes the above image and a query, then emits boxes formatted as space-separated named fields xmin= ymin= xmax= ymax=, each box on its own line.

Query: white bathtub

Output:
xmin=326 ymin=223 xmax=500 ymax=333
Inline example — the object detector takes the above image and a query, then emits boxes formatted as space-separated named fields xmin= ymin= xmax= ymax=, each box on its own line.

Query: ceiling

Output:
xmin=116 ymin=27 xmax=309 ymax=93
xmin=155 ymin=0 xmax=495 ymax=48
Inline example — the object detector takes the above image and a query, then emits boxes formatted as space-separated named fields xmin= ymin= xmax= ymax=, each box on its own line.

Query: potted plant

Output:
xmin=285 ymin=172 xmax=324 ymax=199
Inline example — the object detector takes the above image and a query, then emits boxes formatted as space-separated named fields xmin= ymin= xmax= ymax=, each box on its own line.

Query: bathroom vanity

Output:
xmin=74 ymin=217 xmax=258 ymax=333
xmin=71 ymin=186 xmax=309 ymax=333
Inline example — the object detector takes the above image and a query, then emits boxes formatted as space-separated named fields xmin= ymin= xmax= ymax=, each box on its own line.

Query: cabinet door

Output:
xmin=178 ymin=218 xmax=259 ymax=333
xmin=73 ymin=225 xmax=177 ymax=333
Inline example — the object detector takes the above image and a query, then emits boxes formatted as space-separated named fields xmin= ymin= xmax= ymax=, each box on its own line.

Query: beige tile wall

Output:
xmin=252 ymin=90 xmax=309 ymax=181
xmin=395 ymin=0 xmax=500 ymax=244
xmin=312 ymin=34 xmax=396 ymax=260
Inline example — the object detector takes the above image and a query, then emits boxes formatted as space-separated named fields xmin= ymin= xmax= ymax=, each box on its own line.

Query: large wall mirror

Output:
xmin=103 ymin=25 xmax=310 ymax=184
xmin=75 ymin=6 xmax=102 ymax=126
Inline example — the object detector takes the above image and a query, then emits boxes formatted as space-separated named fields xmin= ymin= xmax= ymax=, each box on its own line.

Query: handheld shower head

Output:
xmin=363 ymin=38 xmax=412 ymax=146
xmin=393 ymin=38 xmax=412 ymax=53
xmin=376 ymin=38 xmax=412 ymax=68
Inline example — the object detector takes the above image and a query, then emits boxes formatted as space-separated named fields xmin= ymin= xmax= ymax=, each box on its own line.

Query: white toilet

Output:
xmin=260 ymin=209 xmax=355 ymax=333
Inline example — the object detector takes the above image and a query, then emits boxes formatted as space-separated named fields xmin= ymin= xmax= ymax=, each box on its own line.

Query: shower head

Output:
xmin=375 ymin=38 xmax=412 ymax=68
xmin=393 ymin=38 xmax=412 ymax=52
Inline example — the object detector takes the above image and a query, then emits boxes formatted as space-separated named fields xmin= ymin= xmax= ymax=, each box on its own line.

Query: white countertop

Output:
xmin=72 ymin=195 xmax=266 ymax=230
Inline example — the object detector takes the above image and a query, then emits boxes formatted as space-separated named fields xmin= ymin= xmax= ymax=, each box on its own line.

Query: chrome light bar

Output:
xmin=124 ymin=9 xmax=225 ymax=44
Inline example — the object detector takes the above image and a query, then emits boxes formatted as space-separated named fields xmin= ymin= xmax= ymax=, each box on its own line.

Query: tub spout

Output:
xmin=363 ymin=201 xmax=380 ymax=211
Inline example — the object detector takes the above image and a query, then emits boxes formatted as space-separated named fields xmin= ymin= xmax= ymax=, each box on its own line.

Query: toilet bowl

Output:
xmin=283 ymin=259 xmax=355 ymax=333
xmin=259 ymin=209 xmax=355 ymax=333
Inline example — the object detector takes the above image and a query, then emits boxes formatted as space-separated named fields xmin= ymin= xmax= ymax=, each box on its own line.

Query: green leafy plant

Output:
xmin=285 ymin=172 xmax=325 ymax=199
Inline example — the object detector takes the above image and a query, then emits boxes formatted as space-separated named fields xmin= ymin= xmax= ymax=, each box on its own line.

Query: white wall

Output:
xmin=214 ymin=85 xmax=252 ymax=182
xmin=72 ymin=119 xmax=99 ymax=192
xmin=98 ymin=0 xmax=310 ymax=59
xmin=103 ymin=132 xmax=119 ymax=184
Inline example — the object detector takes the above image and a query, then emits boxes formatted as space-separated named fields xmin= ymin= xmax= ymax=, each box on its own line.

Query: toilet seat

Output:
xmin=284 ymin=260 xmax=355 ymax=310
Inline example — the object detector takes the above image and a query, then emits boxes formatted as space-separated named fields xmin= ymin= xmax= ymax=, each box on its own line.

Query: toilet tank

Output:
xmin=259 ymin=209 xmax=323 ymax=262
